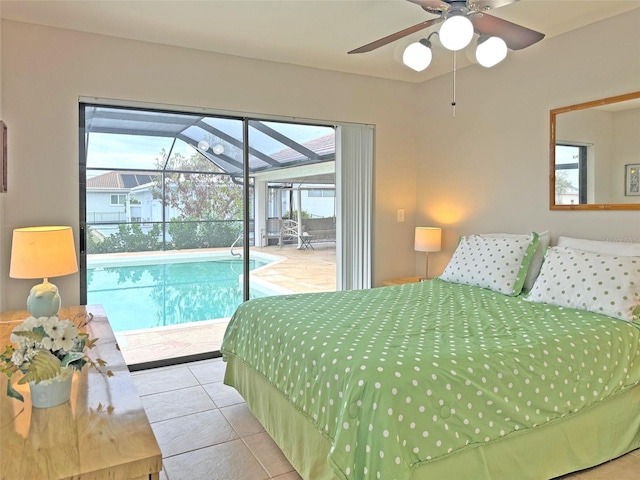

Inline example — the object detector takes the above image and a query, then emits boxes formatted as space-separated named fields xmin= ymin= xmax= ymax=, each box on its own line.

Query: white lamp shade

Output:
xmin=197 ymin=140 xmax=210 ymax=151
xmin=415 ymin=227 xmax=442 ymax=252
xmin=10 ymin=226 xmax=78 ymax=279
xmin=476 ymin=36 xmax=507 ymax=68
xmin=403 ymin=41 xmax=433 ymax=72
xmin=439 ymin=15 xmax=474 ymax=51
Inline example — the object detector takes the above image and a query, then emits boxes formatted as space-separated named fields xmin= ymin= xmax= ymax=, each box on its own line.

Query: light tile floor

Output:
xmin=131 ymin=358 xmax=640 ymax=480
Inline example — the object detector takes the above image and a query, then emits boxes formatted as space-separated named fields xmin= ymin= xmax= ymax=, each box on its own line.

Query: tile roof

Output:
xmin=270 ymin=133 xmax=335 ymax=163
xmin=87 ymin=171 xmax=157 ymax=190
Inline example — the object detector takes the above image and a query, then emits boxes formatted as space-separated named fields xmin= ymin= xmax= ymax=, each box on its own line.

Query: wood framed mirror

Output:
xmin=550 ymin=91 xmax=640 ymax=210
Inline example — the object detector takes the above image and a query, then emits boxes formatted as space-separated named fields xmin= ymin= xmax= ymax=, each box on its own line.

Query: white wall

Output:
xmin=612 ymin=108 xmax=640 ymax=203
xmin=414 ymin=9 xmax=640 ymax=277
xmin=301 ymin=190 xmax=335 ymax=218
xmin=0 ymin=20 xmax=419 ymax=310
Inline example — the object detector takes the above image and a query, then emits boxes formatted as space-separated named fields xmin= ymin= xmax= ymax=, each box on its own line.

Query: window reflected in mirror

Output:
xmin=555 ymin=144 xmax=586 ymax=205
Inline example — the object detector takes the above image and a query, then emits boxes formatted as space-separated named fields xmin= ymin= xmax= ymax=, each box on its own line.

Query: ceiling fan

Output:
xmin=348 ymin=0 xmax=545 ymax=56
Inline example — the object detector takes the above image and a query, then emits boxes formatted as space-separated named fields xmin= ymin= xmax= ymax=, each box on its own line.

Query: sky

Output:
xmin=86 ymin=120 xmax=334 ymax=173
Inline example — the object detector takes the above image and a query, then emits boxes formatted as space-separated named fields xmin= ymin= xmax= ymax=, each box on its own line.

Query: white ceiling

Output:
xmin=2 ymin=0 xmax=639 ymax=83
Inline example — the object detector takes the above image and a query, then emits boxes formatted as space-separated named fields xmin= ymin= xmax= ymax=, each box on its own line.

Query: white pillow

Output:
xmin=483 ymin=231 xmax=550 ymax=292
xmin=439 ymin=232 xmax=539 ymax=296
xmin=526 ymin=246 xmax=640 ymax=322
xmin=557 ymin=236 xmax=640 ymax=257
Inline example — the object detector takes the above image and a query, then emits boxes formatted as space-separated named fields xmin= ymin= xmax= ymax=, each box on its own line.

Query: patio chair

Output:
xmin=279 ymin=219 xmax=299 ymax=247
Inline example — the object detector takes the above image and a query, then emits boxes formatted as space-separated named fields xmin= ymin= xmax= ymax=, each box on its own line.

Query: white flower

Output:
xmin=34 ymin=316 xmax=49 ymax=327
xmin=55 ymin=325 xmax=78 ymax=352
xmin=41 ymin=336 xmax=55 ymax=350
xmin=25 ymin=348 xmax=39 ymax=362
xmin=58 ymin=319 xmax=74 ymax=332
xmin=42 ymin=316 xmax=64 ymax=339
xmin=11 ymin=349 xmax=25 ymax=367
xmin=22 ymin=316 xmax=39 ymax=330
xmin=10 ymin=317 xmax=36 ymax=343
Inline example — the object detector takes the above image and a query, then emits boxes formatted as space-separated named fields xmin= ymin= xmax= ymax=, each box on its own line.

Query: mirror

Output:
xmin=550 ymin=91 xmax=640 ymax=210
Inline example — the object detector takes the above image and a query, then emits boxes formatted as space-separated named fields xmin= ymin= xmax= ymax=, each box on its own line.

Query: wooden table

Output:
xmin=0 ymin=305 xmax=162 ymax=480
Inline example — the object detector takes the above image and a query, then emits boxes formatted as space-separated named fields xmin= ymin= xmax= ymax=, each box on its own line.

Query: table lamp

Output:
xmin=9 ymin=226 xmax=78 ymax=318
xmin=415 ymin=227 xmax=442 ymax=280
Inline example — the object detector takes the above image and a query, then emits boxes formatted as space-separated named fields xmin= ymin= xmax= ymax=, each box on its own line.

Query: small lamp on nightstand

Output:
xmin=415 ymin=227 xmax=442 ymax=280
xmin=10 ymin=226 xmax=79 ymax=318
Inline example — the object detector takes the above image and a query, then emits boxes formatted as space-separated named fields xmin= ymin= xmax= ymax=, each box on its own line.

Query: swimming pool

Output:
xmin=87 ymin=253 xmax=278 ymax=332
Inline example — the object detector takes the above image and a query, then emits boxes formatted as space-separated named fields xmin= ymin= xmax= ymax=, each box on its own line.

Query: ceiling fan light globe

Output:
xmin=197 ymin=140 xmax=210 ymax=151
xmin=212 ymin=144 xmax=225 ymax=155
xmin=476 ymin=36 xmax=507 ymax=67
xmin=402 ymin=42 xmax=432 ymax=72
xmin=439 ymin=15 xmax=474 ymax=51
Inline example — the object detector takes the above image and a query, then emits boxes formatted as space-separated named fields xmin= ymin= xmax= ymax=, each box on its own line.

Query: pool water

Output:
xmin=87 ymin=257 xmax=270 ymax=332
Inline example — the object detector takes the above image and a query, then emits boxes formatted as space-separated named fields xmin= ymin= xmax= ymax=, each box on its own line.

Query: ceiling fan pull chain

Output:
xmin=452 ymin=50 xmax=457 ymax=118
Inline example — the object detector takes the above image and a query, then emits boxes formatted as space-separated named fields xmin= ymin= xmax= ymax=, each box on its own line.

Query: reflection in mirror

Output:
xmin=550 ymin=91 xmax=640 ymax=210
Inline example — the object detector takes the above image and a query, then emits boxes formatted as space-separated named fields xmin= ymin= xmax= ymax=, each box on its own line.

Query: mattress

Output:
xmin=221 ymin=280 xmax=640 ymax=479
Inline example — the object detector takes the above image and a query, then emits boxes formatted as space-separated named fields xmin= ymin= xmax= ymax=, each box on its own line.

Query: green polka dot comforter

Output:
xmin=221 ymin=279 xmax=640 ymax=480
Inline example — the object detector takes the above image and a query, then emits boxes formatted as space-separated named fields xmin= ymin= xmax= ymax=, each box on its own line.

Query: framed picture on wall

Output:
xmin=0 ymin=121 xmax=6 ymax=193
xmin=625 ymin=164 xmax=640 ymax=196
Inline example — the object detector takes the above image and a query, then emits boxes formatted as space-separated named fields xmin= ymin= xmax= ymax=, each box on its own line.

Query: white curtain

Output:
xmin=336 ymin=124 xmax=374 ymax=290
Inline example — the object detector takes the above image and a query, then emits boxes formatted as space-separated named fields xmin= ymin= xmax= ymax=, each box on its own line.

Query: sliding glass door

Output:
xmin=79 ymin=103 xmax=339 ymax=367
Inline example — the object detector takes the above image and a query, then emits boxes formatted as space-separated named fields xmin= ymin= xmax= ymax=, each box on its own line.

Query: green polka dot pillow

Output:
xmin=439 ymin=232 xmax=539 ymax=296
xmin=482 ymin=231 xmax=550 ymax=292
xmin=525 ymin=246 xmax=640 ymax=322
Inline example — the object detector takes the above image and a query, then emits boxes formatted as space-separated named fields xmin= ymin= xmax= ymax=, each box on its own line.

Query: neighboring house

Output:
xmin=86 ymin=171 xmax=160 ymax=223
xmin=556 ymin=190 xmax=580 ymax=205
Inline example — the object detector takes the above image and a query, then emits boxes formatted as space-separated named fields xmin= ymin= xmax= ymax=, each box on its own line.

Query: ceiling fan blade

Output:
xmin=471 ymin=13 xmax=544 ymax=50
xmin=348 ymin=18 xmax=443 ymax=54
xmin=407 ymin=0 xmax=450 ymax=14
xmin=467 ymin=0 xmax=520 ymax=12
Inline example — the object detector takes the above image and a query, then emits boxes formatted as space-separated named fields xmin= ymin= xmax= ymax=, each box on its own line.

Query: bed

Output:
xmin=221 ymin=233 xmax=640 ymax=479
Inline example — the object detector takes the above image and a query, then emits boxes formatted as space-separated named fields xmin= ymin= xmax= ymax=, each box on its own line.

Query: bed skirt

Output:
xmin=224 ymin=355 xmax=640 ymax=480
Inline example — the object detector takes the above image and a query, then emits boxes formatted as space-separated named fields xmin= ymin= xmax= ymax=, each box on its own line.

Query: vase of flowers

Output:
xmin=28 ymin=370 xmax=74 ymax=408
xmin=0 ymin=313 xmax=112 ymax=408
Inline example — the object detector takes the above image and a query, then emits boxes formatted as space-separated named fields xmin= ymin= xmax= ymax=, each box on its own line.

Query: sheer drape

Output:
xmin=336 ymin=125 xmax=374 ymax=290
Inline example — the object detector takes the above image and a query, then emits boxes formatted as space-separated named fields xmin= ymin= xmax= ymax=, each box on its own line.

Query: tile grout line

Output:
xmin=239 ymin=435 xmax=275 ymax=480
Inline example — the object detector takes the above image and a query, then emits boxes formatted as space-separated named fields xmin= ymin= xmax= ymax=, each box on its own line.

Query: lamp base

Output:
xmin=26 ymin=280 xmax=62 ymax=318
xmin=425 ymin=252 xmax=430 ymax=280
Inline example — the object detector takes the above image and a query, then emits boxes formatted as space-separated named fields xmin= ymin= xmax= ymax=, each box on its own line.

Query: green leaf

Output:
xmin=12 ymin=330 xmax=43 ymax=342
xmin=1 ymin=344 xmax=15 ymax=360
xmin=84 ymin=337 xmax=98 ymax=349
xmin=6 ymin=381 xmax=24 ymax=403
xmin=73 ymin=359 xmax=87 ymax=370
xmin=61 ymin=351 xmax=86 ymax=367
xmin=32 ymin=325 xmax=47 ymax=339
xmin=18 ymin=350 xmax=62 ymax=384
xmin=1 ymin=345 xmax=18 ymax=376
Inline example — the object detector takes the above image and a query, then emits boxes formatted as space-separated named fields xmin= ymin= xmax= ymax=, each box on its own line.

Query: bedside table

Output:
xmin=382 ymin=276 xmax=423 ymax=286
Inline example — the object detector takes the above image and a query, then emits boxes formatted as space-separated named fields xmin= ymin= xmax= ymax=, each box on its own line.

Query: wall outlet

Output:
xmin=397 ymin=209 xmax=405 ymax=222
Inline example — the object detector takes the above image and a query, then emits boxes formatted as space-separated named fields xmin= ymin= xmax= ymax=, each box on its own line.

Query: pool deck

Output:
xmin=103 ymin=242 xmax=336 ymax=365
